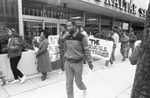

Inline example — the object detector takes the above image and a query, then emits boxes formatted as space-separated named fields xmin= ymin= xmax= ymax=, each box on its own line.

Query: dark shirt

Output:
xmin=120 ymin=35 xmax=130 ymax=48
xmin=129 ymin=34 xmax=137 ymax=43
xmin=58 ymin=32 xmax=68 ymax=51
xmin=64 ymin=30 xmax=93 ymax=64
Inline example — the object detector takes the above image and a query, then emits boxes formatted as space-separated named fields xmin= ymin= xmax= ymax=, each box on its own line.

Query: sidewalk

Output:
xmin=0 ymin=54 xmax=136 ymax=98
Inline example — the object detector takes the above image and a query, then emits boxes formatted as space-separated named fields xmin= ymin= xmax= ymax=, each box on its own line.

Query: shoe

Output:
xmin=10 ymin=79 xmax=19 ymax=84
xmin=83 ymin=90 xmax=87 ymax=98
xmin=41 ymin=75 xmax=46 ymax=81
xmin=102 ymin=66 xmax=108 ymax=69
xmin=58 ymin=71 xmax=64 ymax=74
xmin=122 ymin=58 xmax=126 ymax=61
xmin=20 ymin=76 xmax=26 ymax=84
xmin=1 ymin=81 xmax=6 ymax=86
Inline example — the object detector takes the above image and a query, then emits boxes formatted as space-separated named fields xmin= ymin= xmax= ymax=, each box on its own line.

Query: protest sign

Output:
xmin=88 ymin=37 xmax=113 ymax=60
xmin=48 ymin=35 xmax=60 ymax=62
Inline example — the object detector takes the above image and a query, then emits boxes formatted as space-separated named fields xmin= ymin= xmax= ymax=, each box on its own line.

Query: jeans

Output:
xmin=10 ymin=56 xmax=23 ymax=79
xmin=65 ymin=60 xmax=86 ymax=98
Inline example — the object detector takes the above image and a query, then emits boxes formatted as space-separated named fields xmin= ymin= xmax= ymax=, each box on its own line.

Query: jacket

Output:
xmin=64 ymin=30 xmax=93 ymax=64
xmin=37 ymin=38 xmax=52 ymax=73
xmin=7 ymin=37 xmax=22 ymax=58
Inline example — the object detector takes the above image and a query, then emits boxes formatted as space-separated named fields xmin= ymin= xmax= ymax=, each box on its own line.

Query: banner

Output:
xmin=48 ymin=35 xmax=60 ymax=62
xmin=88 ymin=37 xmax=113 ymax=60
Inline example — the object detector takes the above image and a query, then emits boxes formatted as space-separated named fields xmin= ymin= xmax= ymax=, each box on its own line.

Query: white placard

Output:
xmin=88 ymin=37 xmax=113 ymax=60
xmin=48 ymin=35 xmax=60 ymax=62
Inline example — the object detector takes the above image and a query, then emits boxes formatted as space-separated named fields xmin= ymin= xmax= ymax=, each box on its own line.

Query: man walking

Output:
xmin=64 ymin=20 xmax=93 ymax=98
xmin=111 ymin=29 xmax=119 ymax=61
xmin=120 ymin=31 xmax=130 ymax=61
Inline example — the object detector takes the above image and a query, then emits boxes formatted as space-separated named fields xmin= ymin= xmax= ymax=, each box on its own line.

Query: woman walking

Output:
xmin=36 ymin=29 xmax=52 ymax=81
xmin=2 ymin=28 xmax=26 ymax=84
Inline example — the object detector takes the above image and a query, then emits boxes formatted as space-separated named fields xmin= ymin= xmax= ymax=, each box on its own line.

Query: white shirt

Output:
xmin=112 ymin=33 xmax=119 ymax=45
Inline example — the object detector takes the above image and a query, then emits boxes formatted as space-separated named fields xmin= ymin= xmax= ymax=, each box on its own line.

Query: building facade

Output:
xmin=0 ymin=0 xmax=148 ymax=39
xmin=0 ymin=0 xmax=148 ymax=71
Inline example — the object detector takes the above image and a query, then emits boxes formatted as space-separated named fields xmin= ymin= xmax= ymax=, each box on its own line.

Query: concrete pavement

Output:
xmin=0 ymin=54 xmax=136 ymax=98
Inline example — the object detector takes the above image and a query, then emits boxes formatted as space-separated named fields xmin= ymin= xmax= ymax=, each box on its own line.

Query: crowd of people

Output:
xmin=0 ymin=20 xmax=139 ymax=98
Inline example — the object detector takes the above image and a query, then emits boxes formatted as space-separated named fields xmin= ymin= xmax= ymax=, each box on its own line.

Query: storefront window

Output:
xmin=0 ymin=0 xmax=19 ymax=31
xmin=45 ymin=5 xmax=70 ymax=19
xmin=114 ymin=18 xmax=122 ymax=30
xmin=24 ymin=21 xmax=43 ymax=49
xmin=85 ymin=12 xmax=99 ymax=36
xmin=101 ymin=15 xmax=112 ymax=29
xmin=70 ymin=9 xmax=83 ymax=25
xmin=22 ymin=0 xmax=43 ymax=16
xmin=22 ymin=0 xmax=70 ymax=19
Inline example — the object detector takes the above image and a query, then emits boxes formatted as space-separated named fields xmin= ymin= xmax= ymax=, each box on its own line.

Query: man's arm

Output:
xmin=82 ymin=36 xmax=93 ymax=70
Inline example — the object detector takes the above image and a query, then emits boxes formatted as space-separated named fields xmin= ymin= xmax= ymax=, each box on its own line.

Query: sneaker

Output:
xmin=58 ymin=71 xmax=64 ymax=74
xmin=10 ymin=79 xmax=19 ymax=84
xmin=122 ymin=58 xmax=126 ymax=61
xmin=83 ymin=90 xmax=87 ymax=98
xmin=102 ymin=66 xmax=108 ymax=69
xmin=20 ymin=76 xmax=26 ymax=84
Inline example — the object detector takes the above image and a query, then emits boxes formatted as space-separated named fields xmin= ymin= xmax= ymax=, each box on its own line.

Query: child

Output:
xmin=0 ymin=67 xmax=6 ymax=86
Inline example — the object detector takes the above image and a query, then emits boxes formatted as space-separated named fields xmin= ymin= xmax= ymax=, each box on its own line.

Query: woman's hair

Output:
xmin=41 ymin=29 xmax=49 ymax=38
xmin=79 ymin=25 xmax=85 ymax=30
xmin=9 ymin=28 xmax=19 ymax=38
xmin=61 ymin=25 xmax=67 ymax=29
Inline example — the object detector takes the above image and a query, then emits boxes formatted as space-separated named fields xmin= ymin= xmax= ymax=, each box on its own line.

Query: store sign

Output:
xmin=104 ymin=0 xmax=137 ymax=14
xmin=48 ymin=35 xmax=60 ymax=62
xmin=88 ymin=37 xmax=113 ymax=60
xmin=138 ymin=8 xmax=146 ymax=18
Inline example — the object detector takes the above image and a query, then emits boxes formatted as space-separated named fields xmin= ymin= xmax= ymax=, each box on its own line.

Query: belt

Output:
xmin=67 ymin=58 xmax=82 ymax=63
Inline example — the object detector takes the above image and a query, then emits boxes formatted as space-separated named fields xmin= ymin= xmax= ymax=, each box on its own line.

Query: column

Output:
xmin=121 ymin=20 xmax=123 ymax=32
xmin=82 ymin=11 xmax=86 ymax=26
xmin=112 ymin=17 xmax=115 ymax=29
xmin=98 ymin=15 xmax=101 ymax=35
xmin=129 ymin=21 xmax=132 ymax=33
xmin=18 ymin=0 xmax=24 ymax=36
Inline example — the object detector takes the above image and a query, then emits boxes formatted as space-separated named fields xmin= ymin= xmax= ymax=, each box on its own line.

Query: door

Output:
xmin=23 ymin=20 xmax=43 ymax=49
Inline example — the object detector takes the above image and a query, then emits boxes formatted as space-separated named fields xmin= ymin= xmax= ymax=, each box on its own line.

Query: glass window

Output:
xmin=114 ymin=18 xmax=122 ymax=30
xmin=101 ymin=15 xmax=112 ymax=29
xmin=22 ymin=0 xmax=43 ymax=16
xmin=70 ymin=9 xmax=82 ymax=22
xmin=85 ymin=12 xmax=99 ymax=36
xmin=24 ymin=21 xmax=43 ymax=49
xmin=0 ymin=0 xmax=18 ymax=31
xmin=45 ymin=5 xmax=70 ymax=19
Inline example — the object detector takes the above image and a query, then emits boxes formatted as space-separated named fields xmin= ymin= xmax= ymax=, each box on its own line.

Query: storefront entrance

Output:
xmin=23 ymin=16 xmax=67 ymax=45
xmin=23 ymin=16 xmax=67 ymax=70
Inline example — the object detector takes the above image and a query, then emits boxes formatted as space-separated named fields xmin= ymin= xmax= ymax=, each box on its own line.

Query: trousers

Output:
xmin=120 ymin=47 xmax=129 ymax=59
xmin=65 ymin=60 xmax=86 ymax=98
xmin=60 ymin=50 xmax=65 ymax=71
xmin=10 ymin=56 xmax=23 ymax=79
